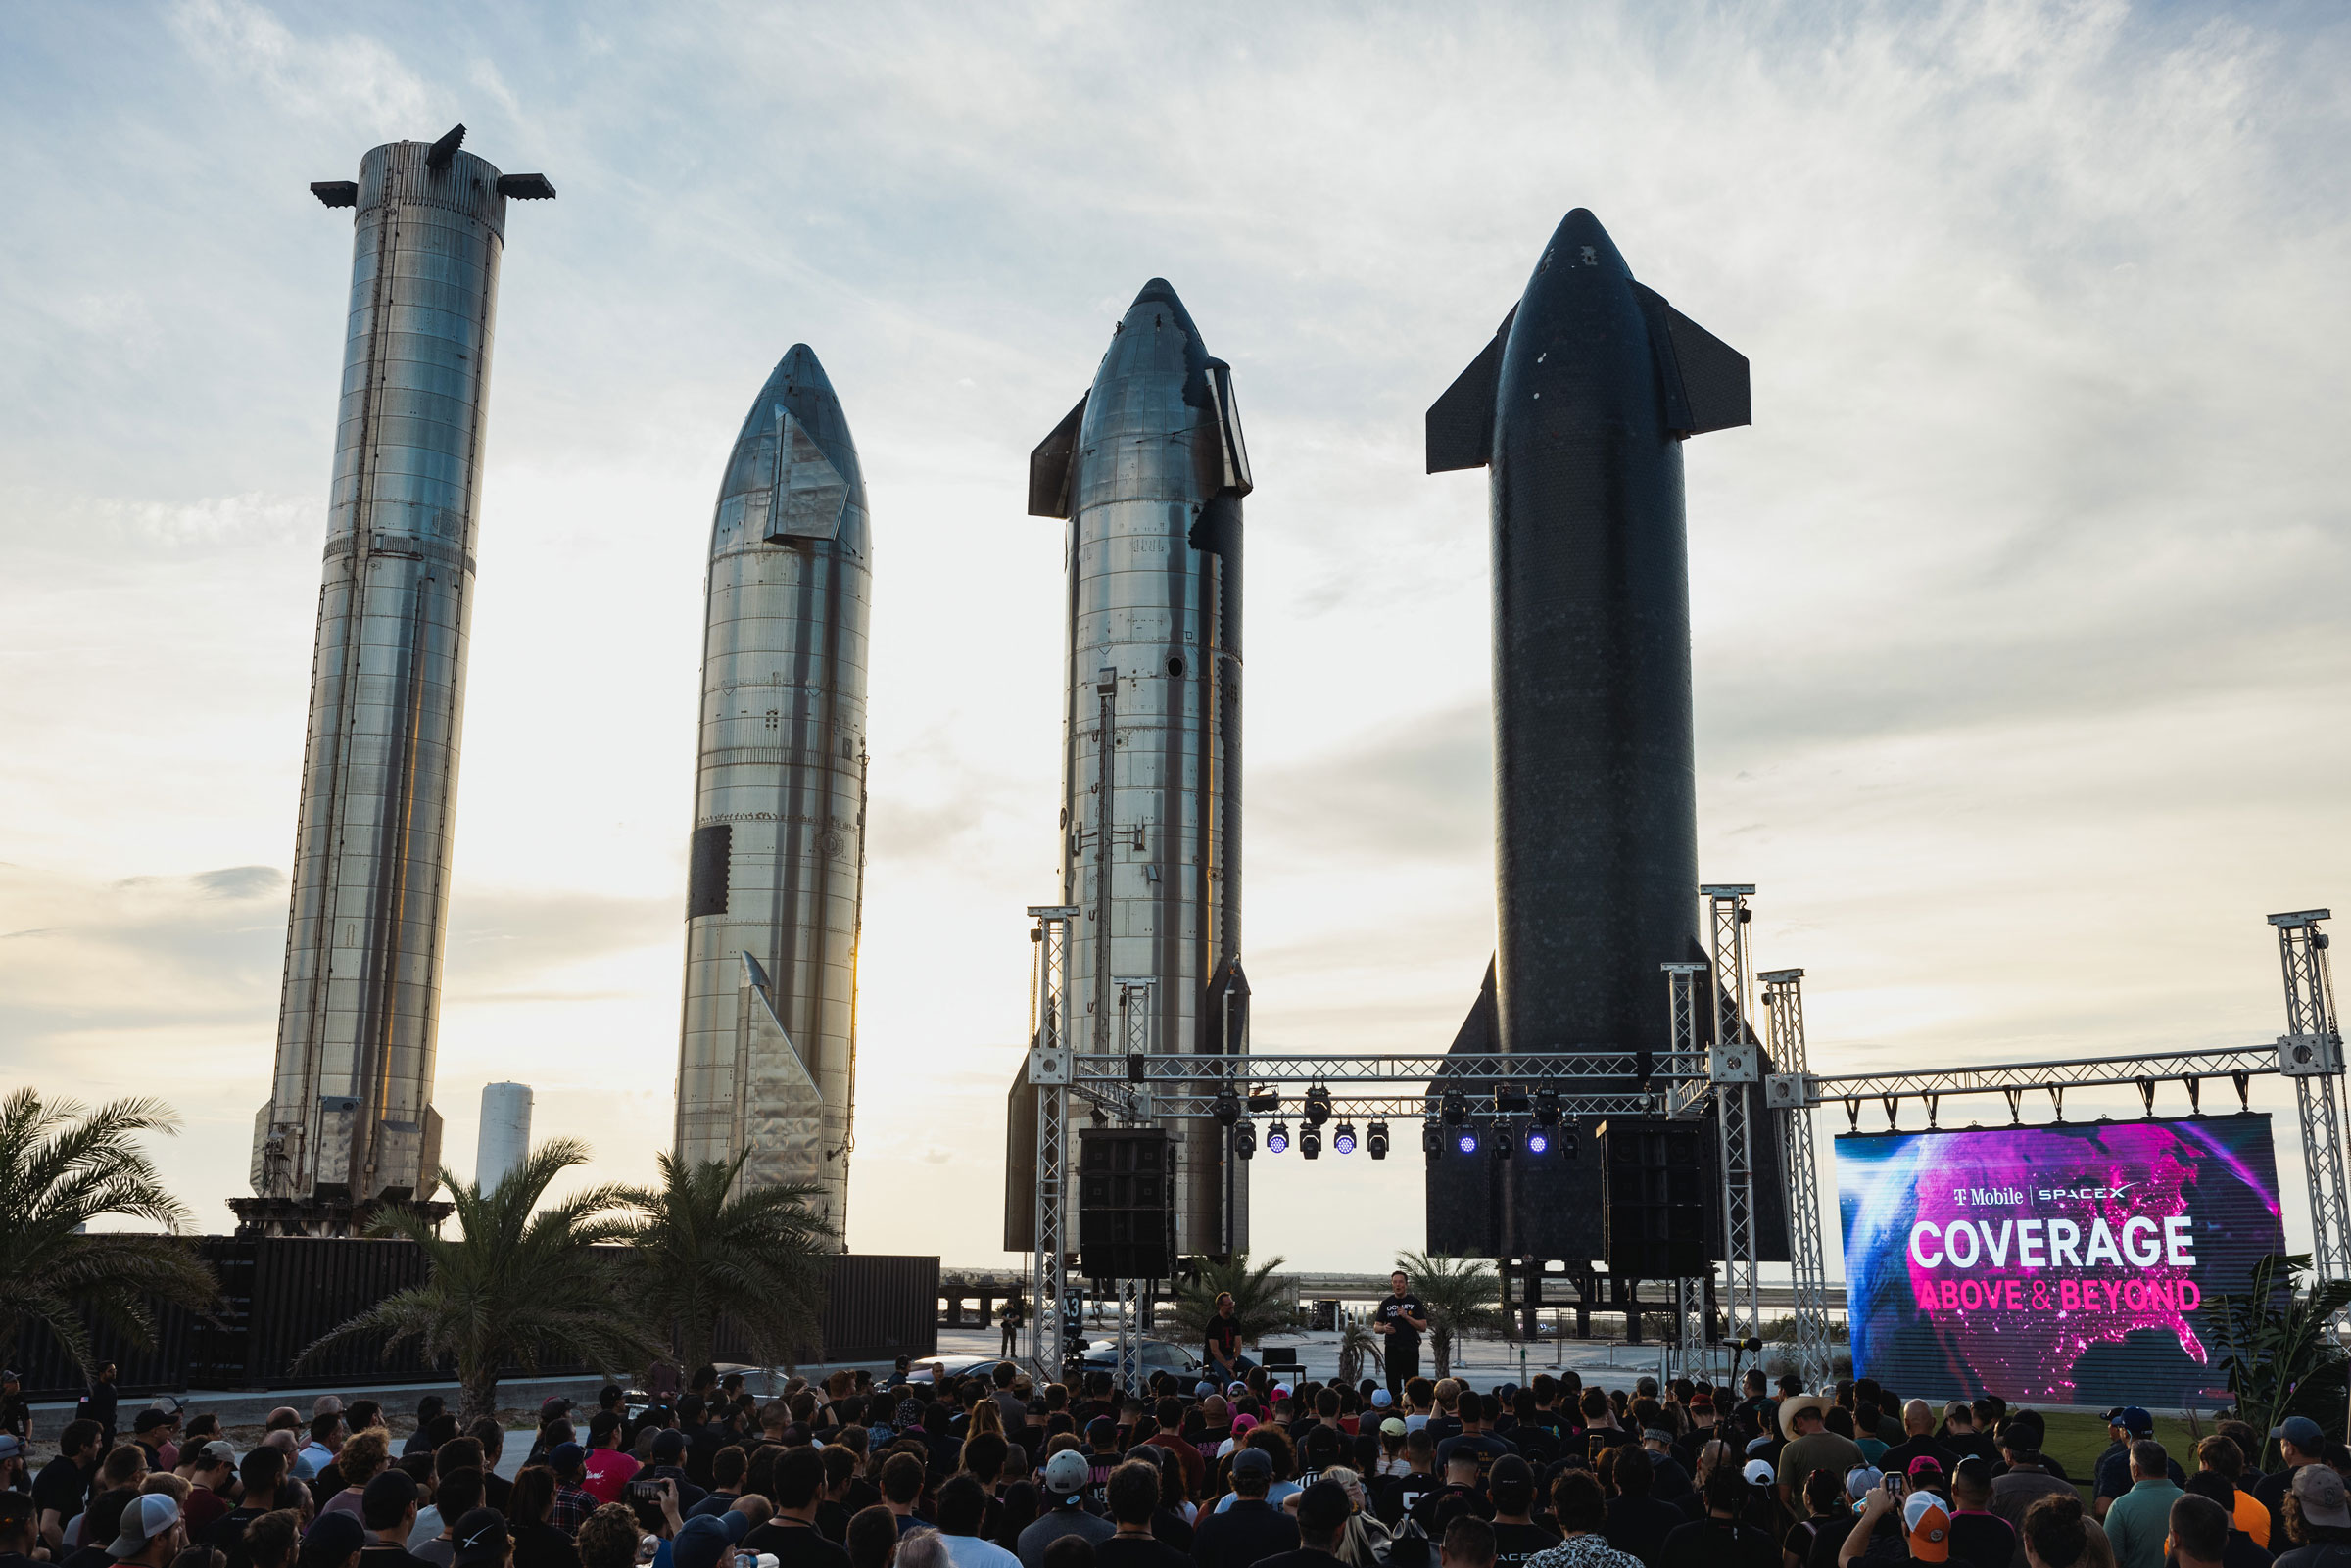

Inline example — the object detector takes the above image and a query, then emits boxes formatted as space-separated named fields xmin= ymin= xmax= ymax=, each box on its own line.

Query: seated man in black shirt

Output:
xmin=1206 ymin=1297 xmax=1249 ymax=1385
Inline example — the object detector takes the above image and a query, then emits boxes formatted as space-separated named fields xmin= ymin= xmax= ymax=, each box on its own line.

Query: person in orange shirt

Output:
xmin=2192 ymin=1437 xmax=2271 ymax=1549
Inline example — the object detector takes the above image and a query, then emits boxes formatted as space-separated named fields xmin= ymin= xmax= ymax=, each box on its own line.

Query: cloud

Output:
xmin=3 ymin=0 xmax=2349 ymax=1269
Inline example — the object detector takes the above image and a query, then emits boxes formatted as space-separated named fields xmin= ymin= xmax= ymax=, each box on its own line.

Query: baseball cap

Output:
xmin=1904 ymin=1493 xmax=1951 ymax=1561
xmin=1643 ymin=1428 xmax=1675 ymax=1446
xmin=1907 ymin=1456 xmax=1947 ymax=1479
xmin=134 ymin=1409 xmax=173 ymax=1434
xmin=198 ymin=1440 xmax=237 ymax=1467
xmin=1380 ymin=1418 xmax=1408 ymax=1438
xmin=2275 ymin=1415 xmax=2327 ymax=1450
xmin=650 ymin=1429 xmax=688 ymax=1461
xmin=109 ymin=1495 xmax=182 ymax=1557
xmin=671 ymin=1512 xmax=749 ymax=1568
xmin=1227 ymin=1381 xmax=1247 ymax=1396
xmin=1 ymin=1369 xmax=21 ymax=1382
xmin=1743 ymin=1459 xmax=1776 ymax=1486
xmin=1846 ymin=1466 xmax=1885 ymax=1501
xmin=2297 ymin=1465 xmax=2351 ymax=1530
xmin=149 ymin=1396 xmax=184 ymax=1416
xmin=1231 ymin=1447 xmax=1274 ymax=1479
xmin=1371 ymin=1389 xmax=1394 ymax=1407
xmin=1196 ymin=1382 xmax=1216 ymax=1398
xmin=2104 ymin=1406 xmax=2154 ymax=1436
xmin=548 ymin=1442 xmax=586 ymax=1472
xmin=1044 ymin=1449 xmax=1090 ymax=1496
xmin=1271 ymin=1383 xmax=1291 ymax=1400
xmin=448 ymin=1507 xmax=509 ymax=1568
xmin=1231 ymin=1413 xmax=1259 ymax=1435
xmin=540 ymin=1396 xmax=575 ymax=1419
xmin=0 ymin=1435 xmax=24 ymax=1462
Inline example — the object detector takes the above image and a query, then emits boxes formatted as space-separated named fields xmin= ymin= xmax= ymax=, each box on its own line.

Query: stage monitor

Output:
xmin=1837 ymin=1114 xmax=2284 ymax=1405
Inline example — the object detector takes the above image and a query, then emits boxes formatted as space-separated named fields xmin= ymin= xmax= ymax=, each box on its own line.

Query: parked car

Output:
xmin=1073 ymin=1337 xmax=1201 ymax=1376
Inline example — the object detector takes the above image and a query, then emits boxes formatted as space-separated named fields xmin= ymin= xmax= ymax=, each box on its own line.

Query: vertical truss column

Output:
xmin=1118 ymin=977 xmax=1156 ymax=1124
xmin=1763 ymin=968 xmax=1834 ymax=1390
xmin=1703 ymin=884 xmax=1762 ymax=1345
xmin=2274 ymin=909 xmax=2350 ymax=1325
xmin=1663 ymin=960 xmax=1710 ymax=1355
xmin=1029 ymin=904 xmax=1079 ymax=1377
xmin=1113 ymin=1277 xmax=1145 ymax=1395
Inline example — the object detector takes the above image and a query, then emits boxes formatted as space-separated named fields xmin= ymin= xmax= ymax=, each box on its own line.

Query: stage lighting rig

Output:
xmin=1248 ymin=1087 xmax=1281 ymax=1114
xmin=1495 ymin=1081 xmax=1530 ymax=1114
xmin=1265 ymin=1120 xmax=1291 ymax=1154
xmin=1422 ymin=1123 xmax=1445 ymax=1159
xmin=1301 ymin=1124 xmax=1322 ymax=1159
xmin=1214 ymin=1087 xmax=1241 ymax=1125
xmin=1441 ymin=1088 xmax=1466 ymax=1126
xmin=1455 ymin=1124 xmax=1481 ymax=1156
xmin=1333 ymin=1121 xmax=1358 ymax=1155
xmin=1303 ymin=1084 xmax=1332 ymax=1126
xmin=1524 ymin=1122 xmax=1550 ymax=1156
xmin=1367 ymin=1119 xmax=1390 ymax=1160
xmin=1233 ymin=1118 xmax=1257 ymax=1159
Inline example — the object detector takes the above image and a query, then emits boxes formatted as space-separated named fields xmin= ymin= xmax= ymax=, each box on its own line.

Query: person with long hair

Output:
xmin=505 ymin=1469 xmax=581 ymax=1568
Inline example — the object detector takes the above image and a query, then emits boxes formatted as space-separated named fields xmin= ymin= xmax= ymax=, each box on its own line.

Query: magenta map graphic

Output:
xmin=1836 ymin=1115 xmax=2283 ymax=1402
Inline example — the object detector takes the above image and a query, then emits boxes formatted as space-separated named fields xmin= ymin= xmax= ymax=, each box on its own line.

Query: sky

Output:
xmin=2 ymin=0 xmax=2348 ymax=1276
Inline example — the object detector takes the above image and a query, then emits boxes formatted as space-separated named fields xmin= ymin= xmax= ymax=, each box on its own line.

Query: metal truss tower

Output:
xmin=2273 ymin=909 xmax=2351 ymax=1318
xmin=1703 ymin=886 xmax=1763 ymax=1343
xmin=1026 ymin=905 xmax=1079 ymax=1375
xmin=1761 ymin=968 xmax=1835 ymax=1388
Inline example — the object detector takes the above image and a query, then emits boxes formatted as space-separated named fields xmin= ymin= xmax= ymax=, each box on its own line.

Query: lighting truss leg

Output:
xmin=1705 ymin=886 xmax=1762 ymax=1346
xmin=1764 ymin=968 xmax=1835 ymax=1390
xmin=2276 ymin=912 xmax=2350 ymax=1329
xmin=1029 ymin=907 xmax=1077 ymax=1380
xmin=1114 ymin=1277 xmax=1144 ymax=1395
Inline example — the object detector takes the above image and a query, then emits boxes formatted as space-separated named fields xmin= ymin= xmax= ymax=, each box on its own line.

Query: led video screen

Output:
xmin=1836 ymin=1114 xmax=2284 ymax=1404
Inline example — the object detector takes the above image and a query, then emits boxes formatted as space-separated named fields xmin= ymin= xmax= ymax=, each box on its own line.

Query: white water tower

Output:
xmin=476 ymin=1082 xmax=533 ymax=1191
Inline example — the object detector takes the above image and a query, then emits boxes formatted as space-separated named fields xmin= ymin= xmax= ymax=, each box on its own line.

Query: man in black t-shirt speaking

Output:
xmin=1205 ymin=1293 xmax=1247 ymax=1381
xmin=1374 ymin=1271 xmax=1430 ymax=1402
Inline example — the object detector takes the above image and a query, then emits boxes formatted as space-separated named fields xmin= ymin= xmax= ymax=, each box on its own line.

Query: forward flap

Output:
xmin=1028 ymin=394 xmax=1088 ymax=518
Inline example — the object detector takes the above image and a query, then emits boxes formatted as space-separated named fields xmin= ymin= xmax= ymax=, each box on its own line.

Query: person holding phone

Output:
xmin=1838 ymin=1477 xmax=1947 ymax=1568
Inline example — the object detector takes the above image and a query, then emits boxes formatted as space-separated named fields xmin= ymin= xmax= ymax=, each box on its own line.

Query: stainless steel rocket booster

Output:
xmin=248 ymin=126 xmax=552 ymax=1220
xmin=1028 ymin=280 xmax=1253 ymax=1258
xmin=674 ymin=346 xmax=869 ymax=1233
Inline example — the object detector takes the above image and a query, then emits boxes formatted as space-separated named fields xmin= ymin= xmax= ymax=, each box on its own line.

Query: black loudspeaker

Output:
xmin=1078 ymin=1127 xmax=1175 ymax=1281
xmin=1600 ymin=1118 xmax=1710 ymax=1278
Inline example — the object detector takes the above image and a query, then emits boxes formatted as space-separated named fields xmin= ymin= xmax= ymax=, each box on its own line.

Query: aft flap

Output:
xmin=1659 ymin=301 xmax=1750 ymax=437
xmin=1028 ymin=394 xmax=1088 ymax=518
xmin=1424 ymin=306 xmax=1517 ymax=473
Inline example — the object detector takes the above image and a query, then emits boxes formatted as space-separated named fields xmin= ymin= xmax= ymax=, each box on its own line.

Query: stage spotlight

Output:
xmin=1532 ymin=1089 xmax=1560 ymax=1131
xmin=1495 ymin=1081 xmax=1530 ymax=1114
xmin=1301 ymin=1124 xmax=1322 ymax=1159
xmin=1442 ymin=1089 xmax=1467 ymax=1126
xmin=1266 ymin=1120 xmax=1290 ymax=1154
xmin=1561 ymin=1123 xmax=1580 ymax=1161
xmin=1455 ymin=1125 xmax=1481 ymax=1156
xmin=1496 ymin=1125 xmax=1513 ymax=1161
xmin=1214 ymin=1088 xmax=1241 ymax=1125
xmin=1367 ymin=1120 xmax=1390 ymax=1160
xmin=1303 ymin=1084 xmax=1332 ymax=1126
xmin=1233 ymin=1118 xmax=1257 ymax=1159
xmin=1247 ymin=1087 xmax=1281 ymax=1115
xmin=1422 ymin=1123 xmax=1445 ymax=1159
xmin=1524 ymin=1123 xmax=1550 ymax=1156
xmin=1333 ymin=1121 xmax=1358 ymax=1155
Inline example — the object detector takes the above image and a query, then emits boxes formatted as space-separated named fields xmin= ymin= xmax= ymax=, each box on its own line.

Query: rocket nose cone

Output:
xmin=1130 ymin=276 xmax=1186 ymax=312
xmin=1536 ymin=206 xmax=1633 ymax=282
xmin=775 ymin=343 xmax=839 ymax=400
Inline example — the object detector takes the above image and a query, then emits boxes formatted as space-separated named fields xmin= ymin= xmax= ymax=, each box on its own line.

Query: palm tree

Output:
xmin=0 ymin=1090 xmax=218 ymax=1375
xmin=1170 ymin=1253 xmax=1293 ymax=1347
xmin=615 ymin=1150 xmax=837 ymax=1375
xmin=1397 ymin=1251 xmax=1507 ymax=1378
xmin=1336 ymin=1313 xmax=1383 ymax=1386
xmin=297 ymin=1138 xmax=658 ymax=1422
xmin=2211 ymin=1252 xmax=2351 ymax=1458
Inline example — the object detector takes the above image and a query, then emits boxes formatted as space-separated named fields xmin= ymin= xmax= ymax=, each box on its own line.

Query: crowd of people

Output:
xmin=6 ymin=1361 xmax=2351 ymax=1568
